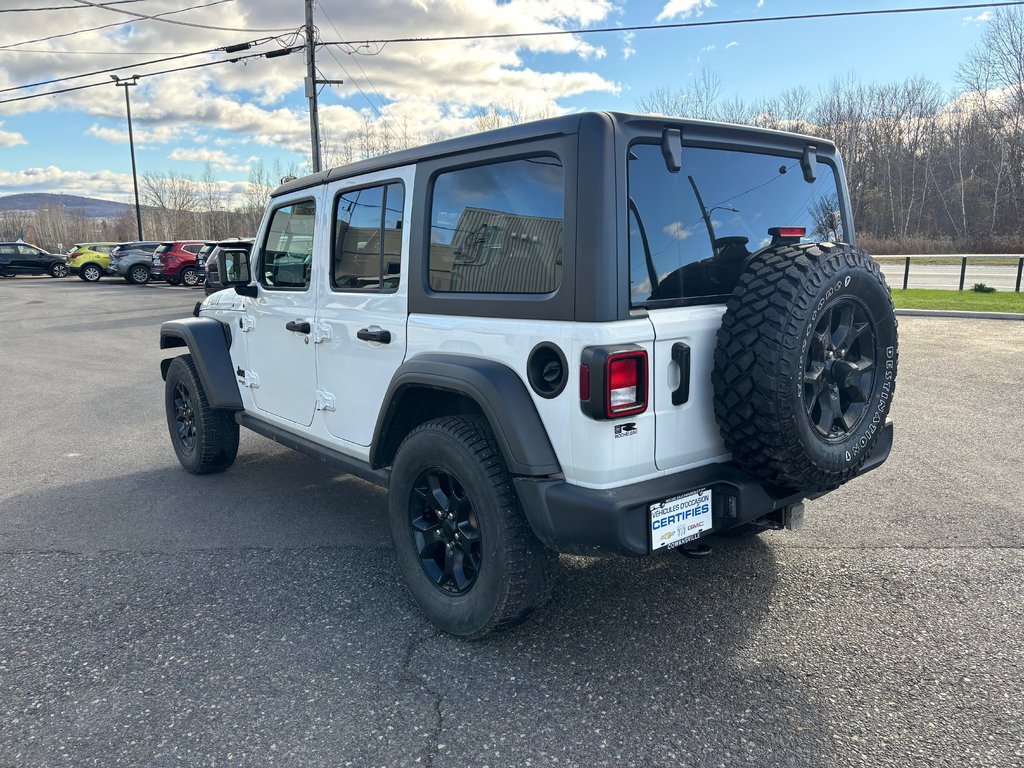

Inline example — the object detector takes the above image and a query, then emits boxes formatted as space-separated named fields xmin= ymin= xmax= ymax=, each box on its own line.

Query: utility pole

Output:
xmin=111 ymin=74 xmax=144 ymax=240
xmin=304 ymin=0 xmax=321 ymax=173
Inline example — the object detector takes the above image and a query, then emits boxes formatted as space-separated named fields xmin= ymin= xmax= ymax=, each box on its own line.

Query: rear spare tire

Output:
xmin=712 ymin=243 xmax=897 ymax=492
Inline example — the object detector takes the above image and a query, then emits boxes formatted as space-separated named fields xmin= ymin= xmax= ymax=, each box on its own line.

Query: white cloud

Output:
xmin=622 ymin=31 xmax=636 ymax=60
xmin=701 ymin=44 xmax=716 ymax=53
xmin=0 ymin=166 xmax=137 ymax=200
xmin=0 ymin=122 xmax=26 ymax=147
xmin=758 ymin=0 xmax=764 ymax=7
xmin=167 ymin=147 xmax=251 ymax=172
xmin=663 ymin=221 xmax=694 ymax=240
xmin=656 ymin=0 xmax=715 ymax=22
xmin=963 ymin=11 xmax=992 ymax=24
xmin=0 ymin=0 xmax=623 ymax=193
xmin=726 ymin=41 xmax=739 ymax=49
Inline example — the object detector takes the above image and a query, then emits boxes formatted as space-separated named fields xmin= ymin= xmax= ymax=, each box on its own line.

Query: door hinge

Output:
xmin=312 ymin=322 xmax=333 ymax=344
xmin=316 ymin=389 xmax=336 ymax=411
xmin=238 ymin=368 xmax=260 ymax=388
xmin=238 ymin=315 xmax=255 ymax=332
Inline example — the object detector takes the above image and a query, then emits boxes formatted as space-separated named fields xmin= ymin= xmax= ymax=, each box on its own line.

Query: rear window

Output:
xmin=628 ymin=143 xmax=844 ymax=306
xmin=428 ymin=156 xmax=563 ymax=294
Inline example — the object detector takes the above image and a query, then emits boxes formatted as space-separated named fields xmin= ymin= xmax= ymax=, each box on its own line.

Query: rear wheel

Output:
xmin=128 ymin=264 xmax=150 ymax=285
xmin=180 ymin=267 xmax=201 ymax=287
xmin=388 ymin=416 xmax=557 ymax=638
xmin=80 ymin=263 xmax=102 ymax=282
xmin=164 ymin=355 xmax=239 ymax=474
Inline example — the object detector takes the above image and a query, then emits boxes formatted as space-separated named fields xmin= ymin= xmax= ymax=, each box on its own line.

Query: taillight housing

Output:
xmin=579 ymin=345 xmax=648 ymax=420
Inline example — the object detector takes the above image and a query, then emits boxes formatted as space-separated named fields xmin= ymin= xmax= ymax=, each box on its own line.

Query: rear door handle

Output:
xmin=285 ymin=320 xmax=311 ymax=334
xmin=357 ymin=328 xmax=392 ymax=344
xmin=671 ymin=342 xmax=691 ymax=406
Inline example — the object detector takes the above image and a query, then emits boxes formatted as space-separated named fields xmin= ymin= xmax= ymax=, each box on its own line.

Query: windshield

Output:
xmin=628 ymin=143 xmax=845 ymax=306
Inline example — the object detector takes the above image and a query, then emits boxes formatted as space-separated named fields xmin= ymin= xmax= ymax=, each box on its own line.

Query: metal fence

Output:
xmin=876 ymin=255 xmax=1024 ymax=292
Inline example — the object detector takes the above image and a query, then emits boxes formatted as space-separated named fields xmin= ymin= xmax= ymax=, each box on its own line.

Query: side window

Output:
xmin=260 ymin=200 xmax=316 ymax=290
xmin=332 ymin=181 xmax=404 ymax=292
xmin=17 ymin=245 xmax=42 ymax=256
xmin=428 ymin=156 xmax=563 ymax=294
xmin=0 ymin=245 xmax=16 ymax=256
xmin=183 ymin=244 xmax=202 ymax=254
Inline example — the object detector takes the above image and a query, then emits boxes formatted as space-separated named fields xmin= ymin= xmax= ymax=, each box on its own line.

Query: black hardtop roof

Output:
xmin=272 ymin=111 xmax=836 ymax=198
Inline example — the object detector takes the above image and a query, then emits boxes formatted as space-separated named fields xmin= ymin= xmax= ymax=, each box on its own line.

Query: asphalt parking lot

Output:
xmin=1 ymin=276 xmax=1022 ymax=768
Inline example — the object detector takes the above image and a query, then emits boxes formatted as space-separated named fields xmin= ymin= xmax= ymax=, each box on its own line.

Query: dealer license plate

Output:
xmin=649 ymin=488 xmax=712 ymax=551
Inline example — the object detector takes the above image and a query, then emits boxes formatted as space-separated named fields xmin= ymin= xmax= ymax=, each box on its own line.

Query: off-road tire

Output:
xmin=128 ymin=264 xmax=150 ymax=285
xmin=712 ymin=243 xmax=898 ymax=492
xmin=388 ymin=416 xmax=557 ymax=639
xmin=80 ymin=263 xmax=102 ymax=282
xmin=164 ymin=354 xmax=239 ymax=474
xmin=49 ymin=263 xmax=69 ymax=278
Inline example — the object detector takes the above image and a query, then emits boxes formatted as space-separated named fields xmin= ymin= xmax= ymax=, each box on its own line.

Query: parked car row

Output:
xmin=0 ymin=238 xmax=254 ymax=293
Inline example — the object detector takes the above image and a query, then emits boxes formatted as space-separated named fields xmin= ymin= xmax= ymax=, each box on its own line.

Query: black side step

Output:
xmin=236 ymin=412 xmax=390 ymax=489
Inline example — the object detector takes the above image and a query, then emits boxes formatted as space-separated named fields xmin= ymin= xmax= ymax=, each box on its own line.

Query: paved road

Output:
xmin=1 ymin=277 xmax=1022 ymax=767
xmin=878 ymin=261 xmax=1022 ymax=291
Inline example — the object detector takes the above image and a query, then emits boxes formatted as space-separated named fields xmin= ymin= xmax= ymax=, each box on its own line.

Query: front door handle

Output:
xmin=285 ymin=320 xmax=311 ymax=334
xmin=357 ymin=328 xmax=392 ymax=344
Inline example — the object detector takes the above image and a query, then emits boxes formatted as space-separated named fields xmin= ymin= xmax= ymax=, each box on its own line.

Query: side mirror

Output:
xmin=223 ymin=251 xmax=257 ymax=296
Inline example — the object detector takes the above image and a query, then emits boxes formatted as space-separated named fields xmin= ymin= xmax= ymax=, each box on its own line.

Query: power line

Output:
xmin=315 ymin=0 xmax=399 ymax=139
xmin=0 ymin=0 xmax=234 ymax=52
xmin=0 ymin=38 xmax=275 ymax=94
xmin=0 ymin=45 xmax=302 ymax=106
xmin=70 ymin=0 xmax=296 ymax=33
xmin=0 ymin=0 xmax=145 ymax=12
xmin=320 ymin=1 xmax=1024 ymax=47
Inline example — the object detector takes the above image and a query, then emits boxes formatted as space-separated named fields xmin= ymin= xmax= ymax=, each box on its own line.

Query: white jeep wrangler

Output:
xmin=160 ymin=113 xmax=897 ymax=638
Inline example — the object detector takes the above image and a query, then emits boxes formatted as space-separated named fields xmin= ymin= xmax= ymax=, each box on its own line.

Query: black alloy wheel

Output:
xmin=802 ymin=298 xmax=877 ymax=440
xmin=50 ymin=263 xmax=69 ymax=278
xmin=172 ymin=381 xmax=197 ymax=454
xmin=409 ymin=467 xmax=483 ymax=594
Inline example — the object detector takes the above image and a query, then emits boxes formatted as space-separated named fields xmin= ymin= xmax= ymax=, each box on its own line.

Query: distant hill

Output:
xmin=0 ymin=193 xmax=130 ymax=219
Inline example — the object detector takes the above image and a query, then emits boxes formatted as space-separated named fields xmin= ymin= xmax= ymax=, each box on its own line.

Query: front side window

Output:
xmin=628 ymin=143 xmax=844 ymax=305
xmin=17 ymin=245 xmax=43 ymax=256
xmin=332 ymin=181 xmax=404 ymax=292
xmin=429 ymin=156 xmax=564 ymax=294
xmin=260 ymin=200 xmax=316 ymax=290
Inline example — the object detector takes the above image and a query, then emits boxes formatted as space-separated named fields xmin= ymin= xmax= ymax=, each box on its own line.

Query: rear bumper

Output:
xmin=515 ymin=419 xmax=894 ymax=557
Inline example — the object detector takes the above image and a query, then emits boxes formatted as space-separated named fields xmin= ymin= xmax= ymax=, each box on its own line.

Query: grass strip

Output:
xmin=891 ymin=289 xmax=1024 ymax=313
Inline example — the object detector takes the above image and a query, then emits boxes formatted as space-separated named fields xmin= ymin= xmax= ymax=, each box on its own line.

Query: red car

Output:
xmin=151 ymin=240 xmax=207 ymax=286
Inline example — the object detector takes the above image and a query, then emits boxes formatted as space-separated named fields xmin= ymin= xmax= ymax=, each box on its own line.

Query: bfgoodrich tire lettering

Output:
xmin=712 ymin=243 xmax=898 ymax=492
xmin=387 ymin=416 xmax=557 ymax=639
xmin=164 ymin=354 xmax=239 ymax=474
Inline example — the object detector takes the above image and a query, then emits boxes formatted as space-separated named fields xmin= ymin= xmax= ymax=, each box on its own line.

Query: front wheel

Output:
xmin=128 ymin=264 xmax=150 ymax=285
xmin=388 ymin=416 xmax=557 ymax=639
xmin=50 ymin=263 xmax=69 ymax=278
xmin=164 ymin=355 xmax=239 ymax=474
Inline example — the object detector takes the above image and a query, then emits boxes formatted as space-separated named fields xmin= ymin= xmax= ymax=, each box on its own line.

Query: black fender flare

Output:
xmin=159 ymin=317 xmax=243 ymax=411
xmin=371 ymin=353 xmax=561 ymax=477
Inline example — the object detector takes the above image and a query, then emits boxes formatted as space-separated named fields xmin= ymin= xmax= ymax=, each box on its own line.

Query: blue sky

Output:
xmin=0 ymin=1 xmax=1005 ymax=202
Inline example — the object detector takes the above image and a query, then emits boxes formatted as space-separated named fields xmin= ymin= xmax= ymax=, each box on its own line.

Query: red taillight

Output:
xmin=605 ymin=351 xmax=647 ymax=417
